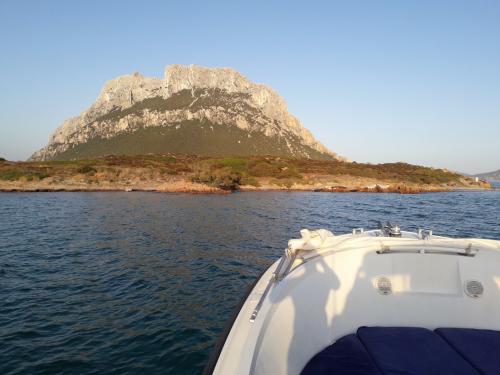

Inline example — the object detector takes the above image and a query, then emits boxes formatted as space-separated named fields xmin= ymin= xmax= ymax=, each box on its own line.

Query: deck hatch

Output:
xmin=390 ymin=254 xmax=461 ymax=295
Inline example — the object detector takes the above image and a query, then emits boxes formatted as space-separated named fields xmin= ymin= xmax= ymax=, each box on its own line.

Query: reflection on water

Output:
xmin=0 ymin=191 xmax=499 ymax=374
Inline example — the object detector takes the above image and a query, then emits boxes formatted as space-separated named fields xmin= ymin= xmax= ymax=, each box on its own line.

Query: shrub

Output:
xmin=77 ymin=165 xmax=97 ymax=174
xmin=160 ymin=167 xmax=178 ymax=175
xmin=216 ymin=172 xmax=241 ymax=190
xmin=161 ymin=155 xmax=177 ymax=163
xmin=192 ymin=164 xmax=241 ymax=190
xmin=0 ymin=170 xmax=49 ymax=181
xmin=247 ymin=161 xmax=276 ymax=177
xmin=248 ymin=160 xmax=301 ymax=179
xmin=0 ymin=157 xmax=6 ymax=162
xmin=215 ymin=158 xmax=248 ymax=170
xmin=240 ymin=176 xmax=260 ymax=187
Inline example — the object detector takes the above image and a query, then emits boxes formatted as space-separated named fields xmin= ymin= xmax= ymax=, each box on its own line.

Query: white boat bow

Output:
xmin=205 ymin=226 xmax=500 ymax=375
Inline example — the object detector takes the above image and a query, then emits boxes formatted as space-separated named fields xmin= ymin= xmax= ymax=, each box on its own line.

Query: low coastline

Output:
xmin=0 ymin=155 xmax=491 ymax=194
xmin=0 ymin=180 xmax=491 ymax=195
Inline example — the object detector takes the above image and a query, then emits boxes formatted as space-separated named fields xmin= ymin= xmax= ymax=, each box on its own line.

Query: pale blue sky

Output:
xmin=0 ymin=0 xmax=499 ymax=173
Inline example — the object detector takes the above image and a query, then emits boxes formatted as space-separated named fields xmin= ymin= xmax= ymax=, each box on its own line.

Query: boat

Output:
xmin=205 ymin=224 xmax=500 ymax=374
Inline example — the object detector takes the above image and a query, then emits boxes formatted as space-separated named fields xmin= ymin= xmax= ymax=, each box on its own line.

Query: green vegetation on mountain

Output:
xmin=96 ymin=89 xmax=254 ymax=123
xmin=31 ymin=78 xmax=341 ymax=162
xmin=53 ymin=120 xmax=332 ymax=161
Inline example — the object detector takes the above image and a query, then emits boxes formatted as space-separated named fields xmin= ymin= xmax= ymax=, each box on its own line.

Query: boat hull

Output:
xmin=208 ymin=229 xmax=500 ymax=375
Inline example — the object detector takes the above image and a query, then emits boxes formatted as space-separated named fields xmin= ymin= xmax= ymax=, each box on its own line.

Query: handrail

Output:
xmin=376 ymin=246 xmax=477 ymax=257
xmin=250 ymin=250 xmax=295 ymax=322
xmin=376 ymin=240 xmax=480 ymax=257
xmin=248 ymin=228 xmax=496 ymax=322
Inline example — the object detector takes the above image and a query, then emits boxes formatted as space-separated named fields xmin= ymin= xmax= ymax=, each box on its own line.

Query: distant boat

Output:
xmin=206 ymin=225 xmax=500 ymax=374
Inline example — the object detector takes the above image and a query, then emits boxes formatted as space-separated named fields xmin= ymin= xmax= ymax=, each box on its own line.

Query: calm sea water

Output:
xmin=1 ymin=191 xmax=499 ymax=374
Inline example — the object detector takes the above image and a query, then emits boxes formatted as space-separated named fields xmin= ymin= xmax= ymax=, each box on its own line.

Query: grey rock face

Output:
xmin=30 ymin=65 xmax=345 ymax=161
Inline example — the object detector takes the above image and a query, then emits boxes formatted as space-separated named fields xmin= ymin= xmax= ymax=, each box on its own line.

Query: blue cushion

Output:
xmin=301 ymin=334 xmax=382 ymax=375
xmin=357 ymin=327 xmax=478 ymax=375
xmin=436 ymin=328 xmax=500 ymax=375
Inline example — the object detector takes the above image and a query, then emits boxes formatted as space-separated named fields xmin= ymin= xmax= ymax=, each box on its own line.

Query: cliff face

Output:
xmin=30 ymin=65 xmax=345 ymax=161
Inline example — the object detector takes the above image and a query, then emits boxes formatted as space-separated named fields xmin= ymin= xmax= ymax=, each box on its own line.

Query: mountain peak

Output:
xmin=165 ymin=65 xmax=255 ymax=96
xmin=30 ymin=64 xmax=346 ymax=162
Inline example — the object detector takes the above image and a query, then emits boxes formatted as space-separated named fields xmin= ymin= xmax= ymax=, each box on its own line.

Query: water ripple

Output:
xmin=0 ymin=191 xmax=499 ymax=374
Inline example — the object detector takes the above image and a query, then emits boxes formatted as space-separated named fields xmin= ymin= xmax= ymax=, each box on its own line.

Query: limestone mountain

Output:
xmin=30 ymin=65 xmax=345 ymax=161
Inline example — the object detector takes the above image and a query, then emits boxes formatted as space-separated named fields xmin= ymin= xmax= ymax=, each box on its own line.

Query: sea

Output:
xmin=1 ymin=190 xmax=499 ymax=374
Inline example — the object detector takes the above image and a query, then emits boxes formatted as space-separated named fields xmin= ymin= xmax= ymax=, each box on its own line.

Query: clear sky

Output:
xmin=0 ymin=0 xmax=499 ymax=174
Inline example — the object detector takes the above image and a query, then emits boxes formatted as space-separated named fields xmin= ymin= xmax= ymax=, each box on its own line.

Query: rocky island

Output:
xmin=29 ymin=64 xmax=344 ymax=162
xmin=1 ymin=64 xmax=490 ymax=193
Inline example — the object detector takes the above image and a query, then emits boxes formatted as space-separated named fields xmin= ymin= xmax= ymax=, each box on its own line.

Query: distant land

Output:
xmin=0 ymin=64 xmax=491 ymax=193
xmin=474 ymin=169 xmax=500 ymax=182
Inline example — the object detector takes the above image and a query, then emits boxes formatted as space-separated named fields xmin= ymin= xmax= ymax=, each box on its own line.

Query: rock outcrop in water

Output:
xmin=30 ymin=65 xmax=345 ymax=161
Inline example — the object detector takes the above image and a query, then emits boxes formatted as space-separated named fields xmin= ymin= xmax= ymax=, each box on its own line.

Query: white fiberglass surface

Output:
xmin=252 ymin=241 xmax=500 ymax=375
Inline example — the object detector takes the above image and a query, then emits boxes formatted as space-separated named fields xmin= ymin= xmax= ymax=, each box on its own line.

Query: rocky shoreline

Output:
xmin=0 ymin=155 xmax=491 ymax=195
xmin=0 ymin=180 xmax=491 ymax=195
